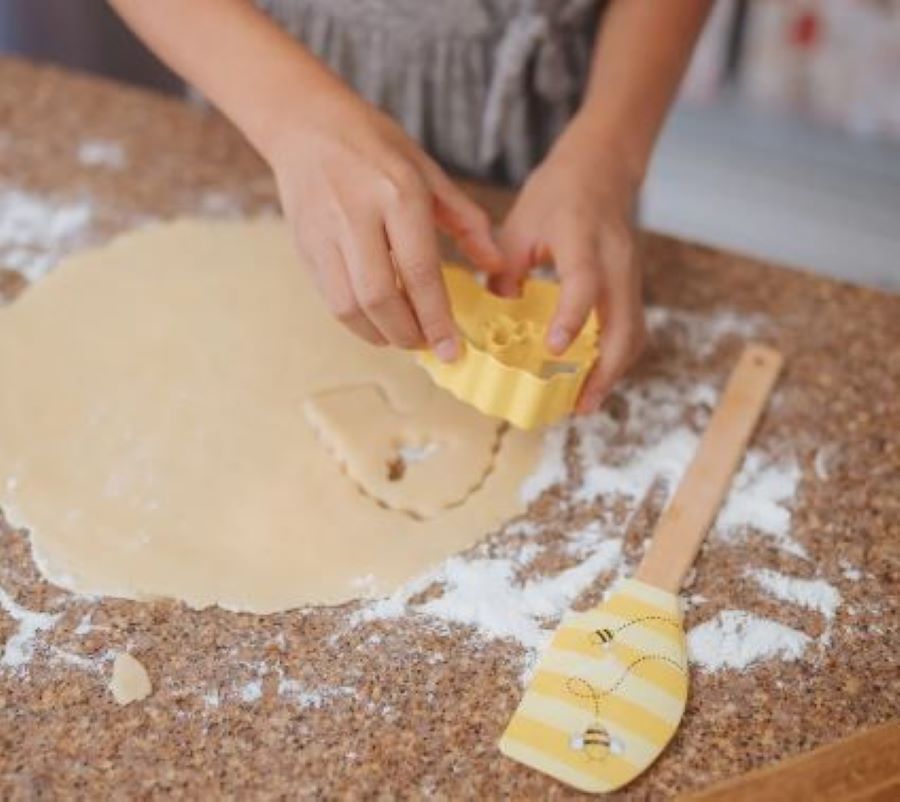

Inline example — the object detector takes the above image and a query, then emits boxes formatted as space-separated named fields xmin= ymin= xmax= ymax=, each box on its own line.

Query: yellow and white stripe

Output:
xmin=499 ymin=579 xmax=689 ymax=794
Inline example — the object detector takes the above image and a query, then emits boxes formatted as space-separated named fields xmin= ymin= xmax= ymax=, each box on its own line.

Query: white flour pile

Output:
xmin=356 ymin=539 xmax=623 ymax=652
xmin=686 ymin=611 xmax=811 ymax=671
xmin=0 ymin=187 xmax=94 ymax=283
xmin=747 ymin=568 xmax=841 ymax=619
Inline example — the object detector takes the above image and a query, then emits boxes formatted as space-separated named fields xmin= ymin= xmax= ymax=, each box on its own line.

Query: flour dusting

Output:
xmin=687 ymin=610 xmax=811 ymax=671
xmin=358 ymin=539 xmax=622 ymax=652
xmin=77 ymin=139 xmax=126 ymax=170
xmin=0 ymin=584 xmax=60 ymax=670
xmin=0 ymin=187 xmax=93 ymax=282
xmin=519 ymin=424 xmax=568 ymax=503
xmin=747 ymin=568 xmax=841 ymax=619
xmin=278 ymin=679 xmax=356 ymax=709
xmin=646 ymin=305 xmax=767 ymax=358
xmin=568 ymin=378 xmax=803 ymax=557
xmin=239 ymin=678 xmax=263 ymax=703
xmin=716 ymin=454 xmax=805 ymax=557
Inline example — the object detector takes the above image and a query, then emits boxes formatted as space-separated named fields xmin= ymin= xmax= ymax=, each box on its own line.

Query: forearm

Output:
xmin=577 ymin=0 xmax=714 ymax=182
xmin=108 ymin=0 xmax=352 ymax=159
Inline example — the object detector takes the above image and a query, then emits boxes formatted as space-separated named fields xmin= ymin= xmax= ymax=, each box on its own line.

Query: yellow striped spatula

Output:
xmin=500 ymin=344 xmax=784 ymax=793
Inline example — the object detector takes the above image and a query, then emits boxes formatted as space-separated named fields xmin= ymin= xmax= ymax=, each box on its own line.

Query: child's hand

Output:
xmin=494 ymin=117 xmax=646 ymax=413
xmin=265 ymin=95 xmax=504 ymax=360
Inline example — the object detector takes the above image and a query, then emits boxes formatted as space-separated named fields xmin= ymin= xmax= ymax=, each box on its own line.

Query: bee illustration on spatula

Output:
xmin=501 ymin=344 xmax=784 ymax=793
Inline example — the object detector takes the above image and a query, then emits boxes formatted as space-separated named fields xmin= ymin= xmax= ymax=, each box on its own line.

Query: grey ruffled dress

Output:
xmin=256 ymin=0 xmax=603 ymax=184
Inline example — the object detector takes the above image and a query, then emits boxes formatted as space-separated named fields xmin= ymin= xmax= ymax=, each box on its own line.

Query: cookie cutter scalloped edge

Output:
xmin=416 ymin=265 xmax=601 ymax=430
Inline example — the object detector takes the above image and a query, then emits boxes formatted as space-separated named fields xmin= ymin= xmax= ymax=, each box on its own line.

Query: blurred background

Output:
xmin=1 ymin=0 xmax=898 ymax=290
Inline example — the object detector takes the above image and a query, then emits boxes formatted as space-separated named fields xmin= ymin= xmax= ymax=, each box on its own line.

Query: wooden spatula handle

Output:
xmin=635 ymin=344 xmax=783 ymax=593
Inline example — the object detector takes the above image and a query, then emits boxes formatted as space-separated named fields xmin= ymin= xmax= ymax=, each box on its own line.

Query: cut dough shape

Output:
xmin=110 ymin=652 xmax=152 ymax=705
xmin=304 ymin=383 xmax=504 ymax=519
xmin=0 ymin=220 xmax=540 ymax=612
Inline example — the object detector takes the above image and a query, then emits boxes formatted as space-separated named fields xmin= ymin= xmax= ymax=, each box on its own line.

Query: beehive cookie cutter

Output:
xmin=417 ymin=265 xmax=601 ymax=430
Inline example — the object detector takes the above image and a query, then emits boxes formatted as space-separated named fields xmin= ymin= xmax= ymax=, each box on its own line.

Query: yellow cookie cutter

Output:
xmin=417 ymin=265 xmax=601 ymax=430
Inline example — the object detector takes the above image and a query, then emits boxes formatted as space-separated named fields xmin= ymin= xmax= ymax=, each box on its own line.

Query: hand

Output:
xmin=494 ymin=116 xmax=646 ymax=413
xmin=265 ymin=92 xmax=504 ymax=360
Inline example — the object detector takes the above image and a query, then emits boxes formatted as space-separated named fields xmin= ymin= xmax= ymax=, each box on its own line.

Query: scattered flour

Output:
xmin=239 ymin=678 xmax=263 ymax=703
xmin=73 ymin=612 xmax=94 ymax=636
xmin=0 ymin=187 xmax=93 ymax=282
xmin=747 ymin=568 xmax=841 ymax=619
xmin=645 ymin=305 xmax=767 ymax=358
xmin=528 ymin=376 xmax=804 ymax=558
xmin=513 ymin=542 xmax=542 ymax=567
xmin=578 ymin=426 xmax=699 ymax=503
xmin=358 ymin=539 xmax=622 ymax=652
xmin=49 ymin=646 xmax=108 ymax=673
xmin=0 ymin=584 xmax=60 ymax=670
xmin=278 ymin=678 xmax=356 ymax=709
xmin=687 ymin=610 xmax=811 ymax=671
xmin=840 ymin=560 xmax=863 ymax=582
xmin=716 ymin=453 xmax=805 ymax=557
xmin=520 ymin=424 xmax=568 ymax=503
xmin=503 ymin=519 xmax=542 ymax=538
xmin=77 ymin=139 xmax=126 ymax=170
xmin=564 ymin=520 xmax=614 ymax=559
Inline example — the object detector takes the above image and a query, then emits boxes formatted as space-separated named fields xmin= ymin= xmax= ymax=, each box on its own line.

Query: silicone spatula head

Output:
xmin=500 ymin=344 xmax=784 ymax=793
xmin=500 ymin=578 xmax=688 ymax=793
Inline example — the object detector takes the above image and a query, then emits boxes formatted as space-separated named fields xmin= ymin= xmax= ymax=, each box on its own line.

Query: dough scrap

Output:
xmin=0 ymin=220 xmax=541 ymax=612
xmin=110 ymin=652 xmax=152 ymax=705
xmin=304 ymin=383 xmax=504 ymax=519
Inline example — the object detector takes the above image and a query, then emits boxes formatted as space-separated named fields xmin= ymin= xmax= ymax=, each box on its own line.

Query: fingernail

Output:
xmin=434 ymin=337 xmax=459 ymax=363
xmin=548 ymin=326 xmax=570 ymax=353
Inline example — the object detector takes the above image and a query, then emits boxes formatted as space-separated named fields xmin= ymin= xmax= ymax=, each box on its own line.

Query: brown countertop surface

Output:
xmin=0 ymin=57 xmax=898 ymax=800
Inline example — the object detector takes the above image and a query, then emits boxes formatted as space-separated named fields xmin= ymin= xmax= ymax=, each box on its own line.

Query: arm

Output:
xmin=498 ymin=0 xmax=713 ymax=412
xmin=109 ymin=0 xmax=503 ymax=359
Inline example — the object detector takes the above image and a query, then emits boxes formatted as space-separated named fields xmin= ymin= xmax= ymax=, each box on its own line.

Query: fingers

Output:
xmin=493 ymin=210 xmax=541 ymax=298
xmin=343 ymin=217 xmax=425 ymax=350
xmin=384 ymin=193 xmax=460 ymax=361
xmin=576 ymin=238 xmax=645 ymax=414
xmin=303 ymin=239 xmax=387 ymax=346
xmin=546 ymin=220 xmax=603 ymax=355
xmin=422 ymin=160 xmax=506 ymax=275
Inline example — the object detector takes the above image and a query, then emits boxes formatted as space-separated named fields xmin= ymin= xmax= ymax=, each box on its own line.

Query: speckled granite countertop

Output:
xmin=0 ymin=57 xmax=898 ymax=800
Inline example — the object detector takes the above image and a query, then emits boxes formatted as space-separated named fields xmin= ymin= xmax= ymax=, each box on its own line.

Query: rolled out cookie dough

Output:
xmin=0 ymin=220 xmax=541 ymax=612
xmin=304 ymin=383 xmax=505 ymax=519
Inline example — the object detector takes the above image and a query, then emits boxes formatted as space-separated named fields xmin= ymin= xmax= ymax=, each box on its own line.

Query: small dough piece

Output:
xmin=0 ymin=220 xmax=541 ymax=611
xmin=305 ymin=384 xmax=503 ymax=518
xmin=110 ymin=652 xmax=152 ymax=705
